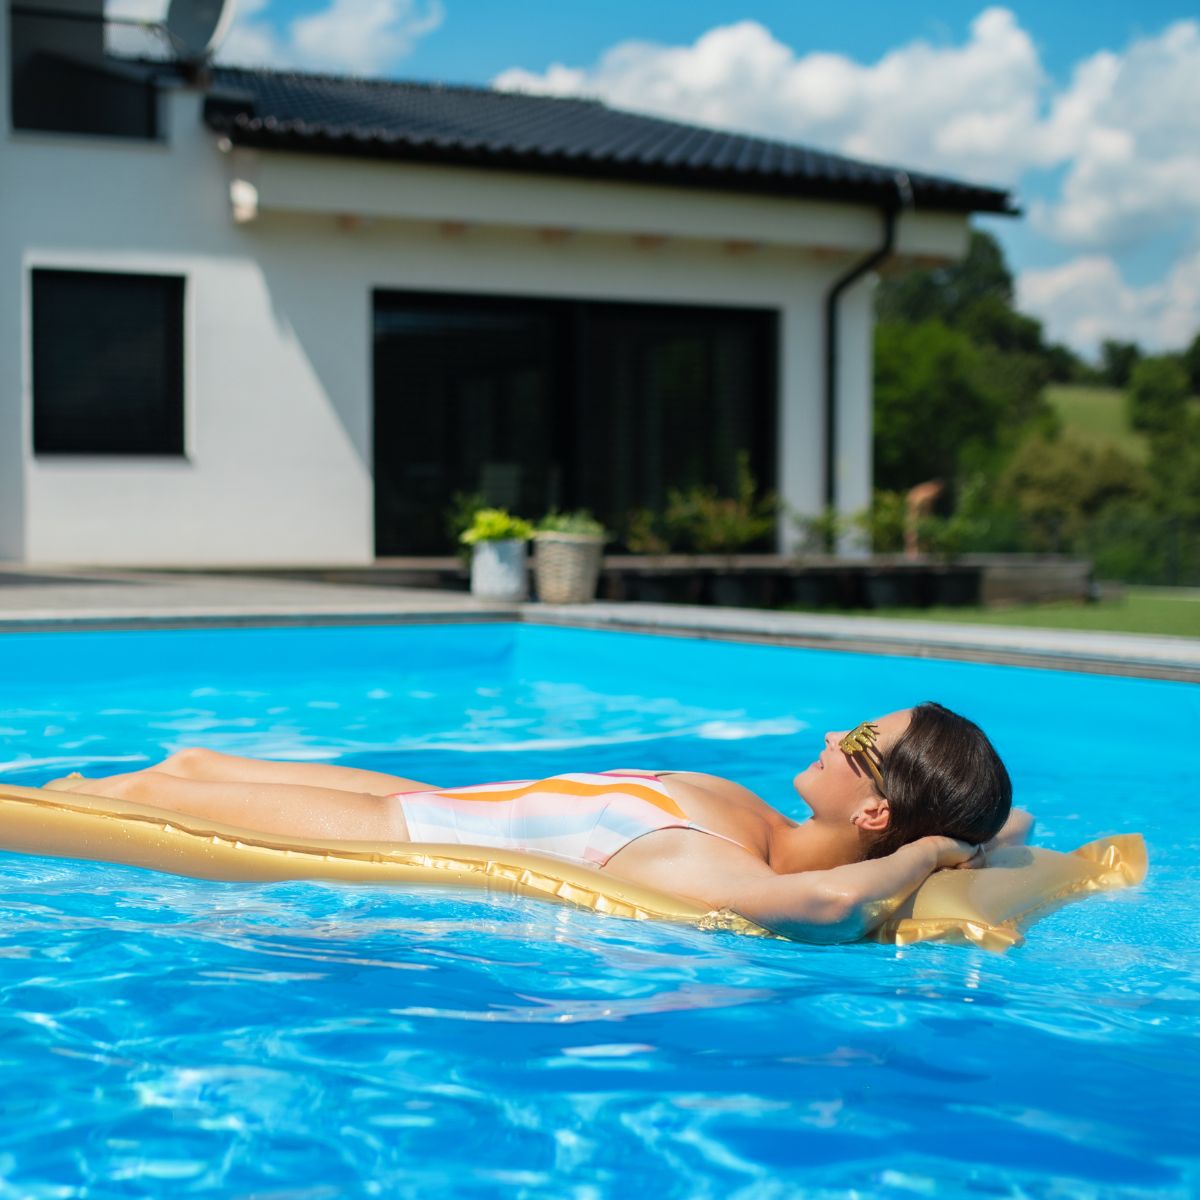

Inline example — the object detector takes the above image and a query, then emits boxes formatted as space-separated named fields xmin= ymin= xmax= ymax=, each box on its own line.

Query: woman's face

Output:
xmin=793 ymin=709 xmax=913 ymax=827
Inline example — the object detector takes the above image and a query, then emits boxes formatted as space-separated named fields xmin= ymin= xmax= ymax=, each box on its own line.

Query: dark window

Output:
xmin=10 ymin=5 xmax=160 ymax=139
xmin=373 ymin=291 xmax=776 ymax=555
xmin=32 ymin=269 xmax=185 ymax=456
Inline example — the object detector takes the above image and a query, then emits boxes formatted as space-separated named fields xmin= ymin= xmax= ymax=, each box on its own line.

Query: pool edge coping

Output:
xmin=0 ymin=601 xmax=1196 ymax=683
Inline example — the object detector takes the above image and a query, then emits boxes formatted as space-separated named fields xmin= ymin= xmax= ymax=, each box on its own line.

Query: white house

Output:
xmin=0 ymin=0 xmax=1013 ymax=565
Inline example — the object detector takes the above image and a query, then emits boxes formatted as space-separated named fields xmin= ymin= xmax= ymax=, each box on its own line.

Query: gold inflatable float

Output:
xmin=0 ymin=784 xmax=1146 ymax=951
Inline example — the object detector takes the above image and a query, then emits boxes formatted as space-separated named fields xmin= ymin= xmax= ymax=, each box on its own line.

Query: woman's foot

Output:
xmin=44 ymin=771 xmax=141 ymax=798
xmin=44 ymin=772 xmax=89 ymax=792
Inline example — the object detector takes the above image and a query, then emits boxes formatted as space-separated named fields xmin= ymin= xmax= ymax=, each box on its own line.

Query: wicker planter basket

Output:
xmin=534 ymin=533 xmax=605 ymax=603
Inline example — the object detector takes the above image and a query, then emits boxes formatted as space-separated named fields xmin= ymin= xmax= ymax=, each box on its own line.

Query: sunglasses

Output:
xmin=838 ymin=721 xmax=886 ymax=789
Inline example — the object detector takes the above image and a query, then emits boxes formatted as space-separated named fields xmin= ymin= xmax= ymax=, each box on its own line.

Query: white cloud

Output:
xmin=104 ymin=0 xmax=443 ymax=75
xmin=495 ymin=8 xmax=1200 ymax=239
xmin=1017 ymin=252 xmax=1200 ymax=356
xmin=289 ymin=0 xmax=443 ymax=75
xmin=496 ymin=8 xmax=1200 ymax=354
xmin=1030 ymin=21 xmax=1200 ymax=249
xmin=213 ymin=0 xmax=280 ymax=67
xmin=495 ymin=9 xmax=1050 ymax=188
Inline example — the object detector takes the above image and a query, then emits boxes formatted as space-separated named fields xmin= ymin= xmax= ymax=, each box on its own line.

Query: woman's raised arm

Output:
xmin=727 ymin=836 xmax=981 ymax=943
xmin=985 ymin=808 xmax=1035 ymax=851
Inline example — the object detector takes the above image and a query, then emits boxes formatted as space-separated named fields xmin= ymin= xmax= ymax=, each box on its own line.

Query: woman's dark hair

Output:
xmin=866 ymin=702 xmax=1011 ymax=859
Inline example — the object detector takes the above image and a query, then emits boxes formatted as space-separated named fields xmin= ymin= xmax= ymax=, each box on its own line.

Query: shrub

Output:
xmin=851 ymin=490 xmax=906 ymax=553
xmin=445 ymin=490 xmax=485 ymax=548
xmin=664 ymin=451 xmax=778 ymax=553
xmin=1128 ymin=356 xmax=1190 ymax=436
xmin=623 ymin=509 xmax=670 ymax=554
xmin=996 ymin=434 xmax=1148 ymax=551
xmin=460 ymin=508 xmax=534 ymax=545
xmin=537 ymin=510 xmax=608 ymax=538
xmin=1184 ymin=330 xmax=1200 ymax=394
xmin=792 ymin=507 xmax=847 ymax=554
xmin=1078 ymin=501 xmax=1168 ymax=583
xmin=1147 ymin=410 xmax=1200 ymax=522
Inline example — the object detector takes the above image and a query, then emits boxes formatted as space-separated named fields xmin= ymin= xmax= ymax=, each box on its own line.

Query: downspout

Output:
xmin=822 ymin=171 xmax=914 ymax=521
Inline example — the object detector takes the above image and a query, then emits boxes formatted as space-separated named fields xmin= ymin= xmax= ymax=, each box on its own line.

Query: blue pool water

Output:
xmin=0 ymin=622 xmax=1196 ymax=1199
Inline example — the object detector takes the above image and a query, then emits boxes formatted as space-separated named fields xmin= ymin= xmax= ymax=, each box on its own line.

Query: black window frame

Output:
xmin=31 ymin=267 xmax=186 ymax=458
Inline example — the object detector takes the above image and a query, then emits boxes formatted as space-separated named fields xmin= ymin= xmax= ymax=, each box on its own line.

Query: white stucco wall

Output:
xmin=0 ymin=72 xmax=970 ymax=565
xmin=0 ymin=8 xmax=24 ymax=559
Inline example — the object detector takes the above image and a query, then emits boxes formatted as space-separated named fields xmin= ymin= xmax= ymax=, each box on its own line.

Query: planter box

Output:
xmin=621 ymin=574 xmax=703 ymax=604
xmin=335 ymin=552 xmax=1086 ymax=611
xmin=707 ymin=573 xmax=775 ymax=608
xmin=469 ymin=539 xmax=528 ymax=601
xmin=534 ymin=533 xmax=604 ymax=604
xmin=788 ymin=571 xmax=838 ymax=609
xmin=862 ymin=569 xmax=923 ymax=609
xmin=925 ymin=566 xmax=980 ymax=607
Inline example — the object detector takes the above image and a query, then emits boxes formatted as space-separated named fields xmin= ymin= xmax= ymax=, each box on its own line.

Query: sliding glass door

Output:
xmin=373 ymin=291 xmax=776 ymax=555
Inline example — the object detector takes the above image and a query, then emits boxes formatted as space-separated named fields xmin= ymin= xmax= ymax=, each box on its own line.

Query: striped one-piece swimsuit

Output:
xmin=393 ymin=770 xmax=747 ymax=867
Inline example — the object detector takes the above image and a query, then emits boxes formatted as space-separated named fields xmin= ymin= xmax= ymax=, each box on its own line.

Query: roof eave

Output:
xmin=206 ymin=116 xmax=1016 ymax=217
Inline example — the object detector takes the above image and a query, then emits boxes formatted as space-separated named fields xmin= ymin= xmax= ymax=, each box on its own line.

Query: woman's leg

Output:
xmin=125 ymin=748 xmax=435 ymax=796
xmin=77 ymin=769 xmax=410 ymax=843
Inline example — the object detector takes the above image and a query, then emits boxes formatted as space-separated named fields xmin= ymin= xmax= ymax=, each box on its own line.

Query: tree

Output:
xmin=877 ymin=230 xmax=1013 ymax=327
xmin=957 ymin=294 xmax=1043 ymax=355
xmin=1183 ymin=330 xmax=1200 ymax=395
xmin=1128 ymin=356 xmax=1189 ymax=436
xmin=875 ymin=228 xmax=1063 ymax=396
xmin=1151 ymin=415 xmax=1200 ymax=524
xmin=873 ymin=320 xmax=1008 ymax=490
xmin=1043 ymin=342 xmax=1091 ymax=384
xmin=996 ymin=434 xmax=1148 ymax=550
xmin=1100 ymin=339 xmax=1142 ymax=388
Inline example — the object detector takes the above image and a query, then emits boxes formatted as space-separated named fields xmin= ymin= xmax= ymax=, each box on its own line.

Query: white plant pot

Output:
xmin=469 ymin=539 xmax=528 ymax=601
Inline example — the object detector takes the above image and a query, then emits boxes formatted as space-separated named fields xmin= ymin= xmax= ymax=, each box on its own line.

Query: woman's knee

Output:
xmin=160 ymin=746 xmax=217 ymax=776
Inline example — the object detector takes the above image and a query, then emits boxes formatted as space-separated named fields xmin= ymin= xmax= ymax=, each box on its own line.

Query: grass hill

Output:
xmin=1043 ymin=384 xmax=1149 ymax=461
xmin=1044 ymin=383 xmax=1200 ymax=462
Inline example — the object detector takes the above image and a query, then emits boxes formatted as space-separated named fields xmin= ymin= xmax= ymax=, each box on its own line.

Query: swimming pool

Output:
xmin=0 ymin=622 xmax=1195 ymax=1198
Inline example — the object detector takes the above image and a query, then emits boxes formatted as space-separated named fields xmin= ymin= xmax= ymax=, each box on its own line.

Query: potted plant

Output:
xmin=533 ymin=510 xmax=609 ymax=604
xmin=665 ymin=452 xmax=778 ymax=606
xmin=853 ymin=490 xmax=921 ymax=609
xmin=616 ymin=508 xmax=685 ymax=602
xmin=920 ymin=512 xmax=982 ymax=607
xmin=460 ymin=508 xmax=534 ymax=600
xmin=788 ymin=507 xmax=846 ymax=608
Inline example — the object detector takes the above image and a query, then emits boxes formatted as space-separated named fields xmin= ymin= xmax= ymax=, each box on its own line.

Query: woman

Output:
xmin=47 ymin=702 xmax=1030 ymax=941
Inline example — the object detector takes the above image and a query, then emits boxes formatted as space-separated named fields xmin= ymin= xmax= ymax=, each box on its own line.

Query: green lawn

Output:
xmin=1044 ymin=383 xmax=1200 ymax=463
xmin=1044 ymin=384 xmax=1149 ymax=462
xmin=863 ymin=588 xmax=1200 ymax=638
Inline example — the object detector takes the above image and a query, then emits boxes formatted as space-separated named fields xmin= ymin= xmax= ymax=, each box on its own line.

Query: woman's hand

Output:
xmin=926 ymin=835 xmax=985 ymax=870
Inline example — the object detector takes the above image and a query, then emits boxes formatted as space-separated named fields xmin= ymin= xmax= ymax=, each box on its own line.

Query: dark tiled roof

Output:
xmin=201 ymin=66 xmax=1015 ymax=215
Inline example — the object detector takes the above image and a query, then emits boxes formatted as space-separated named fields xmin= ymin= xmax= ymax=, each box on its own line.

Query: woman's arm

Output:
xmin=985 ymin=808 xmax=1035 ymax=851
xmin=726 ymin=836 xmax=981 ymax=943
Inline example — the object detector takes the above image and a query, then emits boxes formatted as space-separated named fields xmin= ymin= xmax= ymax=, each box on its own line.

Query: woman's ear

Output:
xmin=851 ymin=796 xmax=890 ymax=833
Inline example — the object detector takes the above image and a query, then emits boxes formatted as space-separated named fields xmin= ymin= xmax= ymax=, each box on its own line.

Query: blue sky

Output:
xmin=372 ymin=1 xmax=1197 ymax=92
xmin=111 ymin=0 xmax=1200 ymax=357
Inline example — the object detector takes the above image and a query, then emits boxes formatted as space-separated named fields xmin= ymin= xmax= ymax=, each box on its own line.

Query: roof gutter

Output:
xmin=822 ymin=172 xmax=914 ymax=517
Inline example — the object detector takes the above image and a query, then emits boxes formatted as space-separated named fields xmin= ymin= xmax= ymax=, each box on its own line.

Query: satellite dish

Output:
xmin=163 ymin=0 xmax=236 ymax=61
